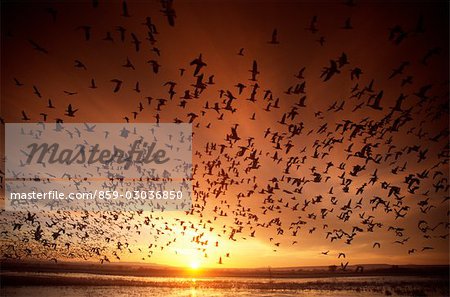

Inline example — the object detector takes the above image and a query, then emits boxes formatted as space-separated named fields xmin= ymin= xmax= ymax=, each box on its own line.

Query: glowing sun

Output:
xmin=190 ymin=261 xmax=200 ymax=270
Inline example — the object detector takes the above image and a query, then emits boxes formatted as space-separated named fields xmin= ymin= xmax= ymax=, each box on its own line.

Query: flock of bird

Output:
xmin=0 ymin=0 xmax=449 ymax=270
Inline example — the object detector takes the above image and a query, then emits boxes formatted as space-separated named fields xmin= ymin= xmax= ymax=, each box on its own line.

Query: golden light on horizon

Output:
xmin=189 ymin=260 xmax=200 ymax=270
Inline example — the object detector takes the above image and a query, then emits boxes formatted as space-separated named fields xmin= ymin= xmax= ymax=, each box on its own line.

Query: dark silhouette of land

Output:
xmin=1 ymin=260 xmax=449 ymax=280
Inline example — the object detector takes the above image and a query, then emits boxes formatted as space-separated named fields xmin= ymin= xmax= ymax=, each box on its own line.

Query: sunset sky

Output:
xmin=1 ymin=0 xmax=449 ymax=269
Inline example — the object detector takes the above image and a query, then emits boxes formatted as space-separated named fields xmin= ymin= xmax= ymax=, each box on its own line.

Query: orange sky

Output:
xmin=0 ymin=0 xmax=449 ymax=268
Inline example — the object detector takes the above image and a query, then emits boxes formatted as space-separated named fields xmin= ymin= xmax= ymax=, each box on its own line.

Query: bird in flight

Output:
xmin=249 ymin=60 xmax=259 ymax=81
xmin=65 ymin=104 xmax=78 ymax=117
xmin=190 ymin=54 xmax=207 ymax=76
xmin=268 ymin=28 xmax=279 ymax=44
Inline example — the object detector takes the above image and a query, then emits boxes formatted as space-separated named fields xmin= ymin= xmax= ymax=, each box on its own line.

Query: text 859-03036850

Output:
xmin=96 ymin=190 xmax=183 ymax=200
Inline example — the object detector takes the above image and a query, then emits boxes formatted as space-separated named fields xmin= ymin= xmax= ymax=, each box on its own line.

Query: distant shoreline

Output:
xmin=1 ymin=262 xmax=449 ymax=279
